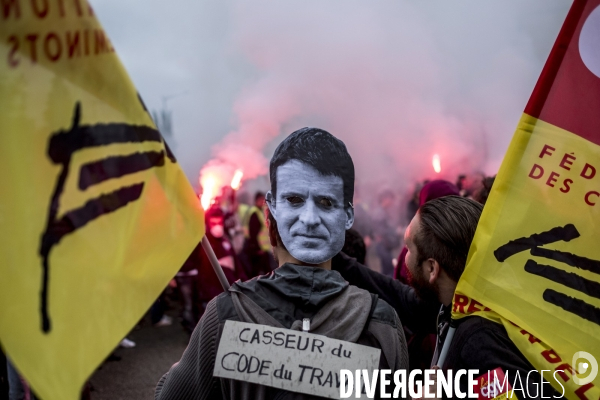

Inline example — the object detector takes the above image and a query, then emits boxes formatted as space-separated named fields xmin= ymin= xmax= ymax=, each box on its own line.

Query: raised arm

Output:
xmin=332 ymin=252 xmax=439 ymax=334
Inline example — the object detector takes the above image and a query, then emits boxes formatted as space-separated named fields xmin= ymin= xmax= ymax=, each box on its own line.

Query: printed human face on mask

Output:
xmin=267 ymin=160 xmax=354 ymax=264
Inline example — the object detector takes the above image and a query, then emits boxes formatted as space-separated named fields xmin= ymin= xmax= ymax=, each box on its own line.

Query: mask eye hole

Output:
xmin=319 ymin=197 xmax=332 ymax=207
xmin=286 ymin=196 xmax=304 ymax=205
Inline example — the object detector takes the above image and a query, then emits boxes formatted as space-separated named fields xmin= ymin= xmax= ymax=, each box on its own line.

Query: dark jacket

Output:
xmin=156 ymin=263 xmax=409 ymax=400
xmin=332 ymin=252 xmax=440 ymax=335
xmin=333 ymin=253 xmax=560 ymax=399
xmin=437 ymin=306 xmax=560 ymax=399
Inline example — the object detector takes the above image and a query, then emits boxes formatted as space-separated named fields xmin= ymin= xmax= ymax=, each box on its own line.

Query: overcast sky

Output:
xmin=92 ymin=0 xmax=571 ymax=196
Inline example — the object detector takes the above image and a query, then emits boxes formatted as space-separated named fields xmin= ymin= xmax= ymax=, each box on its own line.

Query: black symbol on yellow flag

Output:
xmin=38 ymin=102 xmax=175 ymax=333
xmin=495 ymin=224 xmax=600 ymax=326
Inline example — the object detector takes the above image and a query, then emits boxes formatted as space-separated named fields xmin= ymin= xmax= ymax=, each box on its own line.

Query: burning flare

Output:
xmin=200 ymin=176 xmax=217 ymax=210
xmin=432 ymin=154 xmax=441 ymax=174
xmin=199 ymin=163 xmax=245 ymax=210
xmin=230 ymin=169 xmax=244 ymax=190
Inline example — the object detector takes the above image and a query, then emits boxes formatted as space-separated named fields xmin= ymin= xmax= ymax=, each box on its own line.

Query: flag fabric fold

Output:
xmin=455 ymin=1 xmax=600 ymax=399
xmin=0 ymin=2 xmax=205 ymax=399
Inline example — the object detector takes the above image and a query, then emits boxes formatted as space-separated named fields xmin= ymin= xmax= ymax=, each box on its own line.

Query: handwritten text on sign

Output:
xmin=213 ymin=320 xmax=381 ymax=399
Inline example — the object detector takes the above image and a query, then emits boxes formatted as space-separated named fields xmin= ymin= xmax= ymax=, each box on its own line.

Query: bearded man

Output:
xmin=333 ymin=195 xmax=560 ymax=398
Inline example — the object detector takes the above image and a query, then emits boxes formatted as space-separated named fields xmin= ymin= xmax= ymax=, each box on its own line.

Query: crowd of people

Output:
xmin=168 ymin=171 xmax=496 ymax=339
xmin=5 ymin=126 xmax=543 ymax=400
xmin=153 ymin=127 xmax=556 ymax=400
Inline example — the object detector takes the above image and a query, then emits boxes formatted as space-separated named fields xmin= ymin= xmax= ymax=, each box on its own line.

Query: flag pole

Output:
xmin=201 ymin=236 xmax=230 ymax=291
xmin=435 ymin=323 xmax=456 ymax=368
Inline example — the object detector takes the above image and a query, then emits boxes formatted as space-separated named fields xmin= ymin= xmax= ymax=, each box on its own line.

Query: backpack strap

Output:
xmin=360 ymin=293 xmax=379 ymax=337
xmin=216 ymin=291 xmax=241 ymax=322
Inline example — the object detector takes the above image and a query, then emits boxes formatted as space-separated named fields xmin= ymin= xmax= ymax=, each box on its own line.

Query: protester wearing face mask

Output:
xmin=196 ymin=205 xmax=247 ymax=316
xmin=156 ymin=128 xmax=408 ymax=400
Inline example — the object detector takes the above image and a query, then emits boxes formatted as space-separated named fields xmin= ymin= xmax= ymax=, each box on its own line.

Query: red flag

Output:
xmin=526 ymin=0 xmax=600 ymax=144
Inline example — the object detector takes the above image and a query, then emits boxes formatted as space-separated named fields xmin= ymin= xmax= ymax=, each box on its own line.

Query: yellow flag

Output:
xmin=454 ymin=1 xmax=600 ymax=399
xmin=0 ymin=2 xmax=205 ymax=399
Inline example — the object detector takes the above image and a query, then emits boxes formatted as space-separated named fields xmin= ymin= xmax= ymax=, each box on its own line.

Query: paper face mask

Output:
xmin=267 ymin=160 xmax=353 ymax=264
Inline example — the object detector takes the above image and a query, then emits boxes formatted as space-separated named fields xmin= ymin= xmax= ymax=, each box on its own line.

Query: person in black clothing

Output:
xmin=333 ymin=196 xmax=559 ymax=399
xmin=342 ymin=228 xmax=367 ymax=264
xmin=198 ymin=206 xmax=247 ymax=314
xmin=332 ymin=252 xmax=439 ymax=339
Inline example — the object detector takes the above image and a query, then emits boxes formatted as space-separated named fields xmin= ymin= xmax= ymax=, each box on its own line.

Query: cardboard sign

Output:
xmin=213 ymin=320 xmax=381 ymax=399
